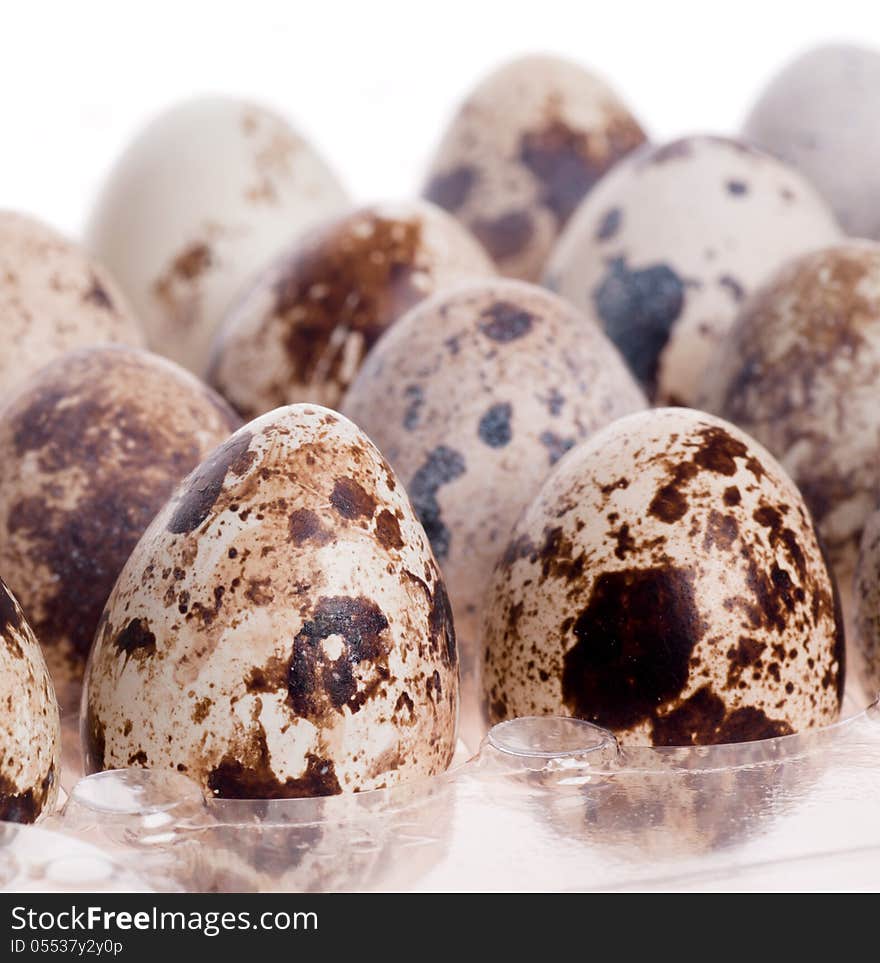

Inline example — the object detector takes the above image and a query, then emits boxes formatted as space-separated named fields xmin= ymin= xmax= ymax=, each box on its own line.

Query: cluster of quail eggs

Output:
xmin=2 ymin=42 xmax=880 ymax=824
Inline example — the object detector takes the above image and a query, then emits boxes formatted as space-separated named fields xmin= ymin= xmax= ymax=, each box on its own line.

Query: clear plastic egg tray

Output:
xmin=2 ymin=682 xmax=879 ymax=892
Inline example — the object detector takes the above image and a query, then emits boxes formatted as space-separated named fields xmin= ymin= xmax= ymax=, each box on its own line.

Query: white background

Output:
xmin=2 ymin=1 xmax=879 ymax=237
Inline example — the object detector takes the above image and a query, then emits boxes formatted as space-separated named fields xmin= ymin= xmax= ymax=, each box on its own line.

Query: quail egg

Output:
xmin=342 ymin=279 xmax=646 ymax=746
xmin=0 ymin=579 xmax=61 ymax=823
xmin=86 ymin=97 xmax=348 ymax=374
xmin=545 ymin=135 xmax=840 ymax=404
xmin=423 ymin=54 xmax=646 ymax=280
xmin=83 ymin=405 xmax=458 ymax=797
xmin=483 ymin=408 xmax=844 ymax=745
xmin=744 ymin=44 xmax=880 ymax=239
xmin=0 ymin=346 xmax=239 ymax=710
xmin=0 ymin=211 xmax=142 ymax=401
xmin=207 ymin=200 xmax=495 ymax=416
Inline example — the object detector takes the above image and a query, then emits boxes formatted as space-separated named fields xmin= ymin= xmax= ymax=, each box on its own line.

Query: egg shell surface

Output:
xmin=86 ymin=97 xmax=348 ymax=375
xmin=854 ymin=510 xmax=880 ymax=699
xmin=0 ymin=579 xmax=61 ymax=822
xmin=545 ymin=135 xmax=840 ymax=405
xmin=207 ymin=200 xmax=495 ymax=417
xmin=744 ymin=44 xmax=880 ymax=240
xmin=0 ymin=346 xmax=240 ymax=711
xmin=423 ymin=54 xmax=646 ymax=281
xmin=83 ymin=405 xmax=458 ymax=798
xmin=482 ymin=407 xmax=844 ymax=746
xmin=341 ymin=279 xmax=646 ymax=746
xmin=0 ymin=211 xmax=143 ymax=401
xmin=700 ymin=242 xmax=880 ymax=580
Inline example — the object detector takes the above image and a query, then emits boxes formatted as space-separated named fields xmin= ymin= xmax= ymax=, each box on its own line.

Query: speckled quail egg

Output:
xmin=83 ymin=405 xmax=458 ymax=798
xmin=744 ymin=44 xmax=880 ymax=239
xmin=0 ymin=579 xmax=61 ymax=822
xmin=482 ymin=407 xmax=844 ymax=746
xmin=0 ymin=211 xmax=143 ymax=401
xmin=0 ymin=346 xmax=239 ymax=712
xmin=342 ymin=279 xmax=646 ymax=747
xmin=700 ymin=242 xmax=880 ymax=582
xmin=423 ymin=54 xmax=646 ymax=281
xmin=207 ymin=200 xmax=495 ymax=417
xmin=854 ymin=510 xmax=880 ymax=699
xmin=86 ymin=97 xmax=348 ymax=375
xmin=544 ymin=135 xmax=841 ymax=405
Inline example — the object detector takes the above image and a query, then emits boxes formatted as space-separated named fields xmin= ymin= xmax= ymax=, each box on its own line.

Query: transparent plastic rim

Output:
xmin=60 ymin=694 xmax=880 ymax=829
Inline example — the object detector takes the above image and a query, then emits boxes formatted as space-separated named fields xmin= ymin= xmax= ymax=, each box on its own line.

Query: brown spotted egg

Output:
xmin=0 ymin=346 xmax=239 ymax=711
xmin=206 ymin=200 xmax=495 ymax=418
xmin=0 ymin=579 xmax=61 ymax=822
xmin=0 ymin=212 xmax=143 ymax=401
xmin=86 ymin=97 xmax=349 ymax=375
xmin=82 ymin=405 xmax=458 ymax=798
xmin=341 ymin=279 xmax=646 ymax=747
xmin=423 ymin=54 xmax=646 ymax=280
xmin=482 ymin=408 xmax=844 ymax=746
xmin=700 ymin=242 xmax=880 ymax=582
xmin=544 ymin=135 xmax=841 ymax=405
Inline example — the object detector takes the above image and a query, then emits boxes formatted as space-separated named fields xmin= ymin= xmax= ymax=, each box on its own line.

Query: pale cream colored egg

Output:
xmin=0 ymin=211 xmax=143 ymax=401
xmin=700 ymin=242 xmax=880 ymax=581
xmin=86 ymin=97 xmax=348 ymax=375
xmin=545 ymin=135 xmax=840 ymax=405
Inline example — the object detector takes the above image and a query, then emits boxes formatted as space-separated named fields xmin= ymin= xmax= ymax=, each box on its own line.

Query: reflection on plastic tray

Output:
xmin=2 ymin=694 xmax=878 ymax=892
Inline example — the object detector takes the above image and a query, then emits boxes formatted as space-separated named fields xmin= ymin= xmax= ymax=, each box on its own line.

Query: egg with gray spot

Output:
xmin=482 ymin=407 xmax=844 ymax=746
xmin=82 ymin=405 xmax=458 ymax=797
xmin=0 ymin=346 xmax=240 ymax=712
xmin=341 ymin=280 xmax=646 ymax=748
xmin=544 ymin=135 xmax=840 ymax=405
xmin=207 ymin=200 xmax=495 ymax=418
xmin=423 ymin=54 xmax=646 ymax=281
xmin=0 ymin=212 xmax=143 ymax=402
xmin=700 ymin=242 xmax=880 ymax=583
xmin=0 ymin=578 xmax=61 ymax=823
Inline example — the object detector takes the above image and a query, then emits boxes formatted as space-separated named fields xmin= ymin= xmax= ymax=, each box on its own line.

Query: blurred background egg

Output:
xmin=86 ymin=97 xmax=349 ymax=376
xmin=83 ymin=405 xmax=458 ymax=798
xmin=423 ymin=54 xmax=646 ymax=281
xmin=0 ymin=579 xmax=60 ymax=822
xmin=0 ymin=212 xmax=143 ymax=402
xmin=207 ymin=200 xmax=495 ymax=417
xmin=0 ymin=346 xmax=239 ymax=712
xmin=544 ymin=135 xmax=840 ymax=405
xmin=700 ymin=242 xmax=880 ymax=584
xmin=482 ymin=408 xmax=844 ymax=745
xmin=743 ymin=44 xmax=880 ymax=240
xmin=342 ymin=279 xmax=646 ymax=747
xmin=854 ymin=510 xmax=880 ymax=700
